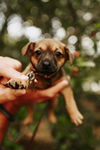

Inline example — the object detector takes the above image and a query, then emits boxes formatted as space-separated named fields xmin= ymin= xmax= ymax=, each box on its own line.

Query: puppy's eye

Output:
xmin=55 ymin=51 xmax=63 ymax=57
xmin=34 ymin=50 xmax=42 ymax=56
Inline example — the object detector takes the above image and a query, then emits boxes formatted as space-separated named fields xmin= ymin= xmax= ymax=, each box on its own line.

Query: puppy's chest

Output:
xmin=31 ymin=75 xmax=52 ymax=89
xmin=31 ymin=72 xmax=63 ymax=89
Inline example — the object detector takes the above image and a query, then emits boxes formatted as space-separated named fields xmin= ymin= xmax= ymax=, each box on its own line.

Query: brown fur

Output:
xmin=8 ymin=38 xmax=84 ymax=126
xmin=22 ymin=39 xmax=83 ymax=126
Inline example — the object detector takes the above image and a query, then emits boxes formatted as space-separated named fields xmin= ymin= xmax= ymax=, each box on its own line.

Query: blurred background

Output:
xmin=0 ymin=0 xmax=100 ymax=150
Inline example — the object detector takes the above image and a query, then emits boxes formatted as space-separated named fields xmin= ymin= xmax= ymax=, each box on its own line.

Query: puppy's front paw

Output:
xmin=6 ymin=78 xmax=29 ymax=89
xmin=70 ymin=111 xmax=84 ymax=126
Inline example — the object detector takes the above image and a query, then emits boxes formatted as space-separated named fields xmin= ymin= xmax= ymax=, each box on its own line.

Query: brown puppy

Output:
xmin=7 ymin=38 xmax=83 ymax=126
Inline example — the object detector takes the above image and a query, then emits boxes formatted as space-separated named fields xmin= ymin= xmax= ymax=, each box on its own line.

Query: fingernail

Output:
xmin=20 ymin=75 xmax=29 ymax=80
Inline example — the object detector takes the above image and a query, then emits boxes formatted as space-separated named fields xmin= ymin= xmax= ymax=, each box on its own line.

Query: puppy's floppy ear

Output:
xmin=21 ymin=42 xmax=36 ymax=56
xmin=64 ymin=47 xmax=74 ymax=64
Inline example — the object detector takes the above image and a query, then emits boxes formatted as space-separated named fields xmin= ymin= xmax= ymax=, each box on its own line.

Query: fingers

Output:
xmin=32 ymin=80 xmax=68 ymax=103
xmin=0 ymin=86 xmax=26 ymax=103
xmin=6 ymin=89 xmax=26 ymax=101
xmin=0 ymin=57 xmax=25 ymax=79
xmin=1 ymin=67 xmax=28 ymax=81
xmin=7 ymin=57 xmax=22 ymax=71
xmin=5 ymin=80 xmax=68 ymax=104
xmin=0 ymin=57 xmax=22 ymax=71
xmin=14 ymin=89 xmax=26 ymax=97
xmin=0 ymin=67 xmax=20 ymax=79
xmin=44 ymin=80 xmax=68 ymax=97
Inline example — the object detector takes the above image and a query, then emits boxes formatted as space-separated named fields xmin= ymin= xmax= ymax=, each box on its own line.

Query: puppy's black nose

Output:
xmin=42 ymin=60 xmax=51 ymax=67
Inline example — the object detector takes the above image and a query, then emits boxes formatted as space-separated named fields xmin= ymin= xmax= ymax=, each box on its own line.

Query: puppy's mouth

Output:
xmin=36 ymin=65 xmax=57 ymax=75
xmin=38 ymin=69 xmax=57 ymax=75
xmin=35 ymin=65 xmax=58 ymax=77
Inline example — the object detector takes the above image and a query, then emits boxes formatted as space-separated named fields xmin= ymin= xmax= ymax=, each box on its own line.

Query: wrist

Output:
xmin=0 ymin=101 xmax=20 ymax=143
xmin=0 ymin=104 xmax=15 ymax=122
xmin=0 ymin=102 xmax=20 ymax=124
xmin=0 ymin=110 xmax=10 ymax=143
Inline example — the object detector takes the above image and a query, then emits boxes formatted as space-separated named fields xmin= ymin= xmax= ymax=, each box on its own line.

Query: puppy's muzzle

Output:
xmin=37 ymin=59 xmax=57 ymax=75
xmin=42 ymin=60 xmax=51 ymax=68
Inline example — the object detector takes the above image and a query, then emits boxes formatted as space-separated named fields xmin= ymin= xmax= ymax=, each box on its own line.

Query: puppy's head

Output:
xmin=22 ymin=39 xmax=74 ymax=76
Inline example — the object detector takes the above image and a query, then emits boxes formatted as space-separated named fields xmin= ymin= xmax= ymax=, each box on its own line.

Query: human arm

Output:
xmin=0 ymin=80 xmax=68 ymax=143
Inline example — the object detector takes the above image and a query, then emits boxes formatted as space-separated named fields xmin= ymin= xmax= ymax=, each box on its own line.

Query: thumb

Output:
xmin=45 ymin=80 xmax=68 ymax=96
xmin=1 ymin=67 xmax=28 ymax=80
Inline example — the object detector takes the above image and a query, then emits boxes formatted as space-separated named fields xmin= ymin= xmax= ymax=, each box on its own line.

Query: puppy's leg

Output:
xmin=22 ymin=104 xmax=34 ymax=126
xmin=61 ymin=85 xmax=84 ymax=126
xmin=48 ymin=99 xmax=58 ymax=124
xmin=6 ymin=64 xmax=32 ymax=89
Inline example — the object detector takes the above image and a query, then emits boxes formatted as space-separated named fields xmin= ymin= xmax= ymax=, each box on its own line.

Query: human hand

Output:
xmin=0 ymin=78 xmax=68 ymax=143
xmin=0 ymin=57 xmax=27 ymax=103
xmin=3 ymin=80 xmax=68 ymax=113
xmin=0 ymin=56 xmax=28 ymax=81
xmin=0 ymin=84 xmax=26 ymax=103
xmin=20 ymin=80 xmax=68 ymax=103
